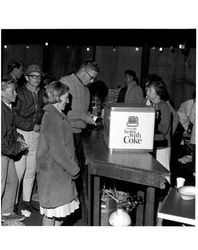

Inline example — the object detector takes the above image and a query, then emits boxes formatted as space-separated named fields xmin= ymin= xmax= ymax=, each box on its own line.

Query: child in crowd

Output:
xmin=1 ymin=79 xmax=28 ymax=223
xmin=36 ymin=81 xmax=80 ymax=226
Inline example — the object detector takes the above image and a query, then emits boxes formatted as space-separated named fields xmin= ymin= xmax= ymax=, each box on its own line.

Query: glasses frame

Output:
xmin=85 ymin=70 xmax=96 ymax=81
xmin=28 ymin=74 xmax=42 ymax=80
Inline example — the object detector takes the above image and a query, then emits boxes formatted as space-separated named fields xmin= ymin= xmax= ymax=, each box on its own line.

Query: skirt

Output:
xmin=40 ymin=197 xmax=80 ymax=218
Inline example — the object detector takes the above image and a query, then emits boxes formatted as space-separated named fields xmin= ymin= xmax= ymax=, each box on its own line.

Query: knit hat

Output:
xmin=25 ymin=64 xmax=42 ymax=76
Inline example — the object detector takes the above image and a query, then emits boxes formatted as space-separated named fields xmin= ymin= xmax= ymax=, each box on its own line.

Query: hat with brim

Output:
xmin=25 ymin=64 xmax=43 ymax=76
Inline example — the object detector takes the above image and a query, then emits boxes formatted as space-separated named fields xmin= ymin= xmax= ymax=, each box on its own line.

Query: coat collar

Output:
xmin=44 ymin=104 xmax=67 ymax=120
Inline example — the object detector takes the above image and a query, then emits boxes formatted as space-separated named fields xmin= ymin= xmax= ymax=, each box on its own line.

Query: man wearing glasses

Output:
xmin=60 ymin=60 xmax=100 ymax=223
xmin=12 ymin=64 xmax=45 ymax=215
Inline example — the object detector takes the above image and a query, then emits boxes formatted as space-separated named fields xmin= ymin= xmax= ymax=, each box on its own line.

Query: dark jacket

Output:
xmin=1 ymin=101 xmax=22 ymax=157
xmin=6 ymin=73 xmax=27 ymax=86
xmin=156 ymin=100 xmax=171 ymax=147
xmin=117 ymin=86 xmax=127 ymax=103
xmin=36 ymin=104 xmax=80 ymax=208
xmin=12 ymin=85 xmax=45 ymax=131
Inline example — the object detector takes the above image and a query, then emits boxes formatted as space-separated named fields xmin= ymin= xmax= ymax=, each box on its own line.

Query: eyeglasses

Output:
xmin=28 ymin=75 xmax=41 ymax=80
xmin=85 ymin=70 xmax=96 ymax=81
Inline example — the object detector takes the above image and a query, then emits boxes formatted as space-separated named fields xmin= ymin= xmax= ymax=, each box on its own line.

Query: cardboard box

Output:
xmin=102 ymin=103 xmax=155 ymax=151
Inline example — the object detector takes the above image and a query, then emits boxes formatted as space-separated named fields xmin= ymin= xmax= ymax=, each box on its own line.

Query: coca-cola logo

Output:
xmin=126 ymin=116 xmax=139 ymax=127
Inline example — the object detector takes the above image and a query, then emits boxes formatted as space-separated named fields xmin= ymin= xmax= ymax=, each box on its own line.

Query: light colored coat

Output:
xmin=36 ymin=104 xmax=80 ymax=208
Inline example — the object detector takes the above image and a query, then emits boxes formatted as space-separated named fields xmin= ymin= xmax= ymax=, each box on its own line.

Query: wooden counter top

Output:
xmin=83 ymin=128 xmax=170 ymax=189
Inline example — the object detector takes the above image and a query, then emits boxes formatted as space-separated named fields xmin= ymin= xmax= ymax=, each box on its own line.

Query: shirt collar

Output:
xmin=2 ymin=100 xmax=12 ymax=110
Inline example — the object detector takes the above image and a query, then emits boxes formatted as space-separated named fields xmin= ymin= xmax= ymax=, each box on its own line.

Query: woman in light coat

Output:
xmin=36 ymin=81 xmax=80 ymax=226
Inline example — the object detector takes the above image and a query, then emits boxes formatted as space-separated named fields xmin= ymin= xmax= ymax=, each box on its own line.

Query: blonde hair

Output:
xmin=45 ymin=81 xmax=69 ymax=104
xmin=1 ymin=79 xmax=16 ymax=91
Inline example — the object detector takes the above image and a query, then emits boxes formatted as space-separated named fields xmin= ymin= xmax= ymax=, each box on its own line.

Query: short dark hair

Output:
xmin=147 ymin=80 xmax=169 ymax=101
xmin=146 ymin=74 xmax=163 ymax=84
xmin=124 ymin=70 xmax=139 ymax=85
xmin=7 ymin=60 xmax=24 ymax=73
xmin=45 ymin=81 xmax=69 ymax=104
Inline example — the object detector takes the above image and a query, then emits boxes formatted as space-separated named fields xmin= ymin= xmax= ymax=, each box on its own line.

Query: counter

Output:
xmin=83 ymin=128 xmax=170 ymax=226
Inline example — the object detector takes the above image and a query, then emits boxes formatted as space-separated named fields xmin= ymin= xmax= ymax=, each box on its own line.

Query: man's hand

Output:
xmin=34 ymin=124 xmax=41 ymax=132
xmin=85 ymin=114 xmax=96 ymax=125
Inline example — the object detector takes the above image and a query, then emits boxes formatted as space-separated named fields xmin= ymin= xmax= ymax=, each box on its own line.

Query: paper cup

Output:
xmin=176 ymin=177 xmax=185 ymax=188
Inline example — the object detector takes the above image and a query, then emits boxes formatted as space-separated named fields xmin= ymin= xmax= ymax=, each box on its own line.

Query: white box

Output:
xmin=103 ymin=104 xmax=155 ymax=151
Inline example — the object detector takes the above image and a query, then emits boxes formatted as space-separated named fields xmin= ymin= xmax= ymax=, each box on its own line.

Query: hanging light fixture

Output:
xmin=179 ymin=44 xmax=185 ymax=49
xmin=170 ymin=46 xmax=175 ymax=53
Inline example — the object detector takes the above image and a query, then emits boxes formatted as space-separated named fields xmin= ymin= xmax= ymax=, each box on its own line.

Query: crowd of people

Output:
xmin=1 ymin=59 xmax=195 ymax=226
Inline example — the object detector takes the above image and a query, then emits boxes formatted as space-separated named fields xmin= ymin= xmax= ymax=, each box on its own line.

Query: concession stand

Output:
xmin=83 ymin=103 xmax=170 ymax=226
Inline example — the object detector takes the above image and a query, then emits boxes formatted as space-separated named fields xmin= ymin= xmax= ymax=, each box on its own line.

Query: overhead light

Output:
xmin=179 ymin=44 xmax=185 ymax=49
xmin=45 ymin=42 xmax=48 ymax=46
xmin=152 ymin=46 xmax=156 ymax=50
xmin=135 ymin=47 xmax=139 ymax=51
xmin=159 ymin=47 xmax=163 ymax=52
xmin=113 ymin=46 xmax=116 ymax=52
xmin=86 ymin=47 xmax=90 ymax=51
xmin=26 ymin=45 xmax=30 ymax=49
xmin=170 ymin=46 xmax=175 ymax=53
xmin=4 ymin=45 xmax=7 ymax=48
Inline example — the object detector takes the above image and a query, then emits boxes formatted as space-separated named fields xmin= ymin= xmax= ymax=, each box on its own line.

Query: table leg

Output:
xmin=88 ymin=170 xmax=92 ymax=226
xmin=93 ymin=175 xmax=100 ymax=226
xmin=136 ymin=190 xmax=144 ymax=226
xmin=144 ymin=187 xmax=155 ymax=226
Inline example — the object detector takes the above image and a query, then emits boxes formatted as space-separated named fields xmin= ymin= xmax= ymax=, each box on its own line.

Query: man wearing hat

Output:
xmin=12 ymin=64 xmax=45 ymax=215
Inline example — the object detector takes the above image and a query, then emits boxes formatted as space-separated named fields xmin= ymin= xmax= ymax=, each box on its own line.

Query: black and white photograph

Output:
xmin=0 ymin=1 xmax=197 ymax=250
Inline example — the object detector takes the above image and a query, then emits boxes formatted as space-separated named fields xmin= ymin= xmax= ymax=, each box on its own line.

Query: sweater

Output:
xmin=60 ymin=73 xmax=90 ymax=133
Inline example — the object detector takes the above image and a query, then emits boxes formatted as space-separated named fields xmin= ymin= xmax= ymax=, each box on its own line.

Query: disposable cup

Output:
xmin=176 ymin=177 xmax=185 ymax=188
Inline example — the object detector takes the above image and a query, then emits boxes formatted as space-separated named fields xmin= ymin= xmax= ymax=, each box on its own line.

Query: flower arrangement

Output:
xmin=101 ymin=188 xmax=144 ymax=212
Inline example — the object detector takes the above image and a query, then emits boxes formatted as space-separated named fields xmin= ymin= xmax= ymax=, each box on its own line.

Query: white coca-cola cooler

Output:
xmin=102 ymin=103 xmax=155 ymax=151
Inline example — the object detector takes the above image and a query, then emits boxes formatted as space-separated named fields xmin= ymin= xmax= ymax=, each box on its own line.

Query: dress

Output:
xmin=36 ymin=104 xmax=80 ymax=218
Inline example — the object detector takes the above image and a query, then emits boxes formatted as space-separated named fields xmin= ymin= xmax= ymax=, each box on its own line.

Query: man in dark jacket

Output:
xmin=12 ymin=64 xmax=45 ymax=215
xmin=1 ymin=79 xmax=28 ymax=223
